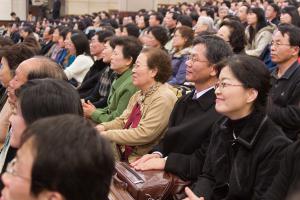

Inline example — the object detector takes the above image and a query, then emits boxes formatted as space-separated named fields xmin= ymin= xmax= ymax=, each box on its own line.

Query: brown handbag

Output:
xmin=109 ymin=162 xmax=190 ymax=200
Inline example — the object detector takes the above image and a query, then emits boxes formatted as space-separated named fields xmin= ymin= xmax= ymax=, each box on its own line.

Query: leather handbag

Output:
xmin=110 ymin=161 xmax=190 ymax=200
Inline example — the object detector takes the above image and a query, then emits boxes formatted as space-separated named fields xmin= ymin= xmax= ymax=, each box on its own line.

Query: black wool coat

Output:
xmin=152 ymin=89 xmax=222 ymax=181
xmin=78 ymin=59 xmax=107 ymax=98
xmin=192 ymin=111 xmax=291 ymax=200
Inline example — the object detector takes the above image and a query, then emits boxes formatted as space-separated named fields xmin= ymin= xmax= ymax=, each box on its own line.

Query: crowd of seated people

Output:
xmin=0 ymin=1 xmax=300 ymax=199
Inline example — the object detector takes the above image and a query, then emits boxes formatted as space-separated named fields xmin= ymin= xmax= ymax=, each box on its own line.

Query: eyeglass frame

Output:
xmin=214 ymin=81 xmax=244 ymax=90
xmin=187 ymin=54 xmax=209 ymax=64
xmin=5 ymin=158 xmax=31 ymax=182
xmin=270 ymin=41 xmax=291 ymax=48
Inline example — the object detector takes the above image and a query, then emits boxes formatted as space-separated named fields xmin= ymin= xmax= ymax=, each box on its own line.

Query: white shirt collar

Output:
xmin=194 ymin=86 xmax=214 ymax=99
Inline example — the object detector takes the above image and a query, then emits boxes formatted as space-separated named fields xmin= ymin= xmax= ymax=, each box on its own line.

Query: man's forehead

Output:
xmin=191 ymin=44 xmax=206 ymax=54
xmin=273 ymin=30 xmax=289 ymax=40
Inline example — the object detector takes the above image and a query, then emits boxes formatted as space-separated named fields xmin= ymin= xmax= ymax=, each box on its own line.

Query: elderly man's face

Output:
xmin=7 ymin=59 xmax=34 ymax=108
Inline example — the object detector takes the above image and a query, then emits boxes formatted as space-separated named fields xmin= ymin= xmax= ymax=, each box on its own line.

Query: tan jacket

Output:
xmin=245 ymin=24 xmax=276 ymax=57
xmin=102 ymin=83 xmax=177 ymax=162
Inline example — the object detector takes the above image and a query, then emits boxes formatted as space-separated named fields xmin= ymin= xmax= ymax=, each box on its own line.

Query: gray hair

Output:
xmin=196 ymin=16 xmax=215 ymax=32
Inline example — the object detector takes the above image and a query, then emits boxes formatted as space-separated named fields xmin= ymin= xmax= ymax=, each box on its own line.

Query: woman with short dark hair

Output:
xmin=217 ymin=20 xmax=246 ymax=54
xmin=97 ymin=48 xmax=177 ymax=162
xmin=143 ymin=26 xmax=169 ymax=51
xmin=184 ymin=55 xmax=291 ymax=200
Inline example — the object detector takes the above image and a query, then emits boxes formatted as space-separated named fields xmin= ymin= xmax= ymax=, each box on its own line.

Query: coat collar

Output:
xmin=271 ymin=61 xmax=299 ymax=80
xmin=184 ymin=88 xmax=216 ymax=111
xmin=219 ymin=112 xmax=268 ymax=149
xmin=111 ymin=68 xmax=132 ymax=90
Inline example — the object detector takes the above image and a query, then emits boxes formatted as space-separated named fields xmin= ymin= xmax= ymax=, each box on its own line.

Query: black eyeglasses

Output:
xmin=187 ymin=55 xmax=209 ymax=63
xmin=214 ymin=81 xmax=244 ymax=90
xmin=5 ymin=158 xmax=31 ymax=182
xmin=270 ymin=41 xmax=291 ymax=47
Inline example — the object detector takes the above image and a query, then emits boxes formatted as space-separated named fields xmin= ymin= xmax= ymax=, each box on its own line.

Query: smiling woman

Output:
xmin=187 ymin=55 xmax=291 ymax=200
xmin=98 ymin=48 xmax=177 ymax=163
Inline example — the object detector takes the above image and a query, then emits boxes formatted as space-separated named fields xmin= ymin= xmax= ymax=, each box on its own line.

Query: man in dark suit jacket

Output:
xmin=131 ymin=35 xmax=233 ymax=181
xmin=40 ymin=26 xmax=54 ymax=55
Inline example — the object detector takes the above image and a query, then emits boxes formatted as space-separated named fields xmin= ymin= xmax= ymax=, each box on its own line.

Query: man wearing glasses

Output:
xmin=132 ymin=35 xmax=233 ymax=182
xmin=268 ymin=23 xmax=300 ymax=141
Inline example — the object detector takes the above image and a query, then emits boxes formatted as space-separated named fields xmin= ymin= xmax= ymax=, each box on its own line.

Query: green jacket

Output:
xmin=91 ymin=69 xmax=138 ymax=123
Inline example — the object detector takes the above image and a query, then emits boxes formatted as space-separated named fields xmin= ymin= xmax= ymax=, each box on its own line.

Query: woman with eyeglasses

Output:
xmin=183 ymin=55 xmax=291 ymax=200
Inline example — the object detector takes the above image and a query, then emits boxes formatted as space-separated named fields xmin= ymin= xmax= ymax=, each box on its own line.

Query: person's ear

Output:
xmin=209 ymin=64 xmax=217 ymax=77
xmin=246 ymin=88 xmax=258 ymax=104
xmin=125 ymin=57 xmax=133 ymax=67
xmin=150 ymin=67 xmax=158 ymax=79
xmin=291 ymin=46 xmax=299 ymax=57
xmin=38 ymin=191 xmax=64 ymax=200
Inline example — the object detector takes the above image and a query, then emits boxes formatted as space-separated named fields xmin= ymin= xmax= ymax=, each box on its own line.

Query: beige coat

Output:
xmin=102 ymin=83 xmax=177 ymax=162
xmin=245 ymin=24 xmax=276 ymax=57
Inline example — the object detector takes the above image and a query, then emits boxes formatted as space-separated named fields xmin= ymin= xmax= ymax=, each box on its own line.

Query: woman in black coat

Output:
xmin=184 ymin=55 xmax=291 ymax=200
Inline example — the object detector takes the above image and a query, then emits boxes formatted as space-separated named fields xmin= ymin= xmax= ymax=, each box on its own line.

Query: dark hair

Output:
xmin=95 ymin=30 xmax=114 ymax=43
xmin=26 ymin=56 xmax=68 ymax=81
xmin=277 ymin=23 xmax=300 ymax=55
xmin=112 ymin=36 xmax=143 ymax=66
xmin=0 ymin=43 xmax=35 ymax=72
xmin=248 ymin=7 xmax=268 ymax=44
xmin=124 ymin=23 xmax=140 ymax=38
xmin=22 ymin=115 xmax=114 ymax=200
xmin=141 ymin=48 xmax=172 ymax=83
xmin=200 ymin=7 xmax=215 ymax=20
xmin=177 ymin=15 xmax=193 ymax=27
xmin=150 ymin=12 xmax=164 ymax=24
xmin=0 ymin=37 xmax=14 ymax=47
xmin=175 ymin=26 xmax=194 ymax=48
xmin=220 ymin=20 xmax=246 ymax=54
xmin=16 ymin=79 xmax=83 ymax=125
xmin=281 ymin=6 xmax=300 ymax=27
xmin=222 ymin=0 xmax=231 ymax=8
xmin=189 ymin=12 xmax=200 ymax=23
xmin=215 ymin=55 xmax=271 ymax=112
xmin=46 ymin=26 xmax=55 ymax=35
xmin=21 ymin=26 xmax=33 ymax=34
xmin=70 ymin=33 xmax=92 ymax=57
xmin=10 ymin=12 xmax=16 ymax=17
xmin=223 ymin=14 xmax=241 ymax=22
xmin=22 ymin=36 xmax=41 ymax=55
xmin=140 ymin=14 xmax=150 ymax=28
xmin=58 ymin=27 xmax=70 ymax=41
xmin=269 ymin=3 xmax=280 ymax=18
xmin=193 ymin=35 xmax=233 ymax=64
xmin=168 ymin=11 xmax=180 ymax=21
xmin=147 ymin=26 xmax=169 ymax=46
